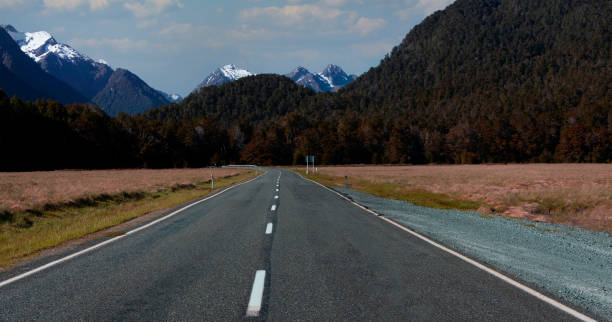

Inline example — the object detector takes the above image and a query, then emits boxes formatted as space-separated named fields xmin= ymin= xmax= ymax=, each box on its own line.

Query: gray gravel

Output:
xmin=334 ymin=187 xmax=612 ymax=320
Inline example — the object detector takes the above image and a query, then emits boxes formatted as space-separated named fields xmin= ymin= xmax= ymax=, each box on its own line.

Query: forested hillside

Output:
xmin=339 ymin=0 xmax=611 ymax=163
xmin=147 ymin=0 xmax=610 ymax=165
xmin=0 ymin=90 xmax=233 ymax=170
xmin=0 ymin=0 xmax=609 ymax=170
xmin=146 ymin=75 xmax=317 ymax=126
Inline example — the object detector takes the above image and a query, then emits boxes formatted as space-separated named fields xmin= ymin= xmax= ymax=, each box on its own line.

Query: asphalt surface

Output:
xmin=0 ymin=169 xmax=579 ymax=321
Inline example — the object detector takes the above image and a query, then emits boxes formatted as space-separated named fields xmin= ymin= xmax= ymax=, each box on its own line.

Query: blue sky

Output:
xmin=0 ymin=0 xmax=454 ymax=96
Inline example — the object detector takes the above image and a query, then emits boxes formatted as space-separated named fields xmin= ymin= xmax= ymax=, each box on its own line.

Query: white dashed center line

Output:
xmin=274 ymin=195 xmax=278 ymax=199
xmin=271 ymin=205 xmax=277 ymax=211
xmin=265 ymin=223 xmax=273 ymax=234
xmin=246 ymin=270 xmax=266 ymax=317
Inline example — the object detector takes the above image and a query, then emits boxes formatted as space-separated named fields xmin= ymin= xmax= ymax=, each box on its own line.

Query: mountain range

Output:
xmin=194 ymin=64 xmax=254 ymax=90
xmin=2 ymin=23 xmax=354 ymax=114
xmin=0 ymin=25 xmax=182 ymax=115
xmin=2 ymin=0 xmax=610 ymax=170
xmin=0 ymin=26 xmax=88 ymax=104
xmin=2 ymin=25 xmax=113 ymax=100
xmin=195 ymin=64 xmax=356 ymax=93
xmin=146 ymin=0 xmax=610 ymax=165
xmin=286 ymin=65 xmax=356 ymax=92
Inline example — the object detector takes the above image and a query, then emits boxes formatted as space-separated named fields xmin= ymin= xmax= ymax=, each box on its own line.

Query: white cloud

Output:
xmin=240 ymin=5 xmax=347 ymax=28
xmin=124 ymin=0 xmax=183 ymax=18
xmin=350 ymin=17 xmax=386 ymax=35
xmin=0 ymin=0 xmax=25 ymax=7
xmin=240 ymin=4 xmax=382 ymax=36
xmin=88 ymin=0 xmax=108 ymax=10
xmin=69 ymin=37 xmax=149 ymax=52
xmin=43 ymin=0 xmax=109 ymax=11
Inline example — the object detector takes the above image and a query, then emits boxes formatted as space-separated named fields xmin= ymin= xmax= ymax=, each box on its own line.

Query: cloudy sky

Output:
xmin=0 ymin=0 xmax=454 ymax=95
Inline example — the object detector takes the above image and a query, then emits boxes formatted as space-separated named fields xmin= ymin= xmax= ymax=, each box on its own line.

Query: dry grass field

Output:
xmin=0 ymin=168 xmax=248 ymax=212
xmin=305 ymin=164 xmax=612 ymax=232
xmin=0 ymin=168 xmax=257 ymax=267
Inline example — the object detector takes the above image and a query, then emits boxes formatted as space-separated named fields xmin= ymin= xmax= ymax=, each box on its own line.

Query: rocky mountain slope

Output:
xmin=194 ymin=64 xmax=254 ymax=90
xmin=92 ymin=68 xmax=171 ymax=116
xmin=286 ymin=65 xmax=356 ymax=92
xmin=2 ymin=25 xmax=175 ymax=115
xmin=0 ymin=27 xmax=88 ymax=104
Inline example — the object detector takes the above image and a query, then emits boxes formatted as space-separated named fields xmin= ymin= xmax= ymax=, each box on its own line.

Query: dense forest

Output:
xmin=0 ymin=0 xmax=610 ymax=170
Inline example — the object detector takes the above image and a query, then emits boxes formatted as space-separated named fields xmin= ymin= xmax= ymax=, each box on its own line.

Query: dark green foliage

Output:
xmin=0 ymin=0 xmax=609 ymax=169
xmin=339 ymin=0 xmax=611 ymax=163
xmin=145 ymin=74 xmax=316 ymax=126
xmin=0 ymin=89 xmax=233 ymax=170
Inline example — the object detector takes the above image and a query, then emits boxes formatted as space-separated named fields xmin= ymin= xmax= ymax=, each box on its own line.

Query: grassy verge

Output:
xmin=0 ymin=170 xmax=260 ymax=267
xmin=294 ymin=169 xmax=480 ymax=211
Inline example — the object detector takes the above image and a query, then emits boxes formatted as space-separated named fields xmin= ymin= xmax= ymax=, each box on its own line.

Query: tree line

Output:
xmin=1 ymin=83 xmax=609 ymax=172
xmin=1 ymin=0 xmax=610 ymax=170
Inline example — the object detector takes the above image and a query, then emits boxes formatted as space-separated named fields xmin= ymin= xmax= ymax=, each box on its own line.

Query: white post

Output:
xmin=306 ymin=157 xmax=309 ymax=175
xmin=211 ymin=173 xmax=214 ymax=190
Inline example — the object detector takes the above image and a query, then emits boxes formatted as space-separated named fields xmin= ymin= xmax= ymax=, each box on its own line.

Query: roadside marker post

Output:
xmin=305 ymin=155 xmax=315 ymax=175
xmin=345 ymin=175 xmax=348 ymax=188
xmin=211 ymin=173 xmax=214 ymax=190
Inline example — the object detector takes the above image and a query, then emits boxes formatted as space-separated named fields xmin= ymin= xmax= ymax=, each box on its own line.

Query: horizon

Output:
xmin=0 ymin=0 xmax=455 ymax=96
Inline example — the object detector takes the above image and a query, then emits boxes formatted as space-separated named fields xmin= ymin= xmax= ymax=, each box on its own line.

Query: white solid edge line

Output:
xmin=246 ymin=270 xmax=266 ymax=317
xmin=0 ymin=172 xmax=266 ymax=289
xmin=297 ymin=173 xmax=596 ymax=322
xmin=265 ymin=223 xmax=273 ymax=235
xmin=271 ymin=205 xmax=277 ymax=211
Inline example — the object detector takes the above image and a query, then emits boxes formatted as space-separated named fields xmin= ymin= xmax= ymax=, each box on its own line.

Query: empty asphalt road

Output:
xmin=0 ymin=169 xmax=585 ymax=321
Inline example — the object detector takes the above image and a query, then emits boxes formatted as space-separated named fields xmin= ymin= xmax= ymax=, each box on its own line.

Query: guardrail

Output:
xmin=222 ymin=165 xmax=259 ymax=168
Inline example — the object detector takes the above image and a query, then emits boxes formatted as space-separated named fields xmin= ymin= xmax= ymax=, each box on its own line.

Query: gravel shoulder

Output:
xmin=333 ymin=187 xmax=612 ymax=320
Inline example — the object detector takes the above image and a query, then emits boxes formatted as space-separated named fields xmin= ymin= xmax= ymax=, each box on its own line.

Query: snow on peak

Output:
xmin=322 ymin=64 xmax=344 ymax=75
xmin=21 ymin=31 xmax=54 ymax=52
xmin=316 ymin=72 xmax=334 ymax=88
xmin=4 ymin=25 xmax=88 ymax=63
xmin=97 ymin=59 xmax=110 ymax=66
xmin=219 ymin=64 xmax=253 ymax=80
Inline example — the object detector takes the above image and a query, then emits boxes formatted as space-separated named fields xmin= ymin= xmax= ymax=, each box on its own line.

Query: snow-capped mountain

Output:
xmin=286 ymin=64 xmax=357 ymax=92
xmin=157 ymin=90 xmax=183 ymax=103
xmin=0 ymin=26 xmax=88 ymax=104
xmin=2 ymin=24 xmax=112 ymax=99
xmin=195 ymin=64 xmax=254 ymax=90
xmin=3 ymin=24 xmax=85 ymax=63
xmin=320 ymin=64 xmax=356 ymax=90
xmin=1 ymin=24 xmax=176 ymax=115
xmin=286 ymin=66 xmax=332 ymax=92
xmin=193 ymin=64 xmax=356 ymax=93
